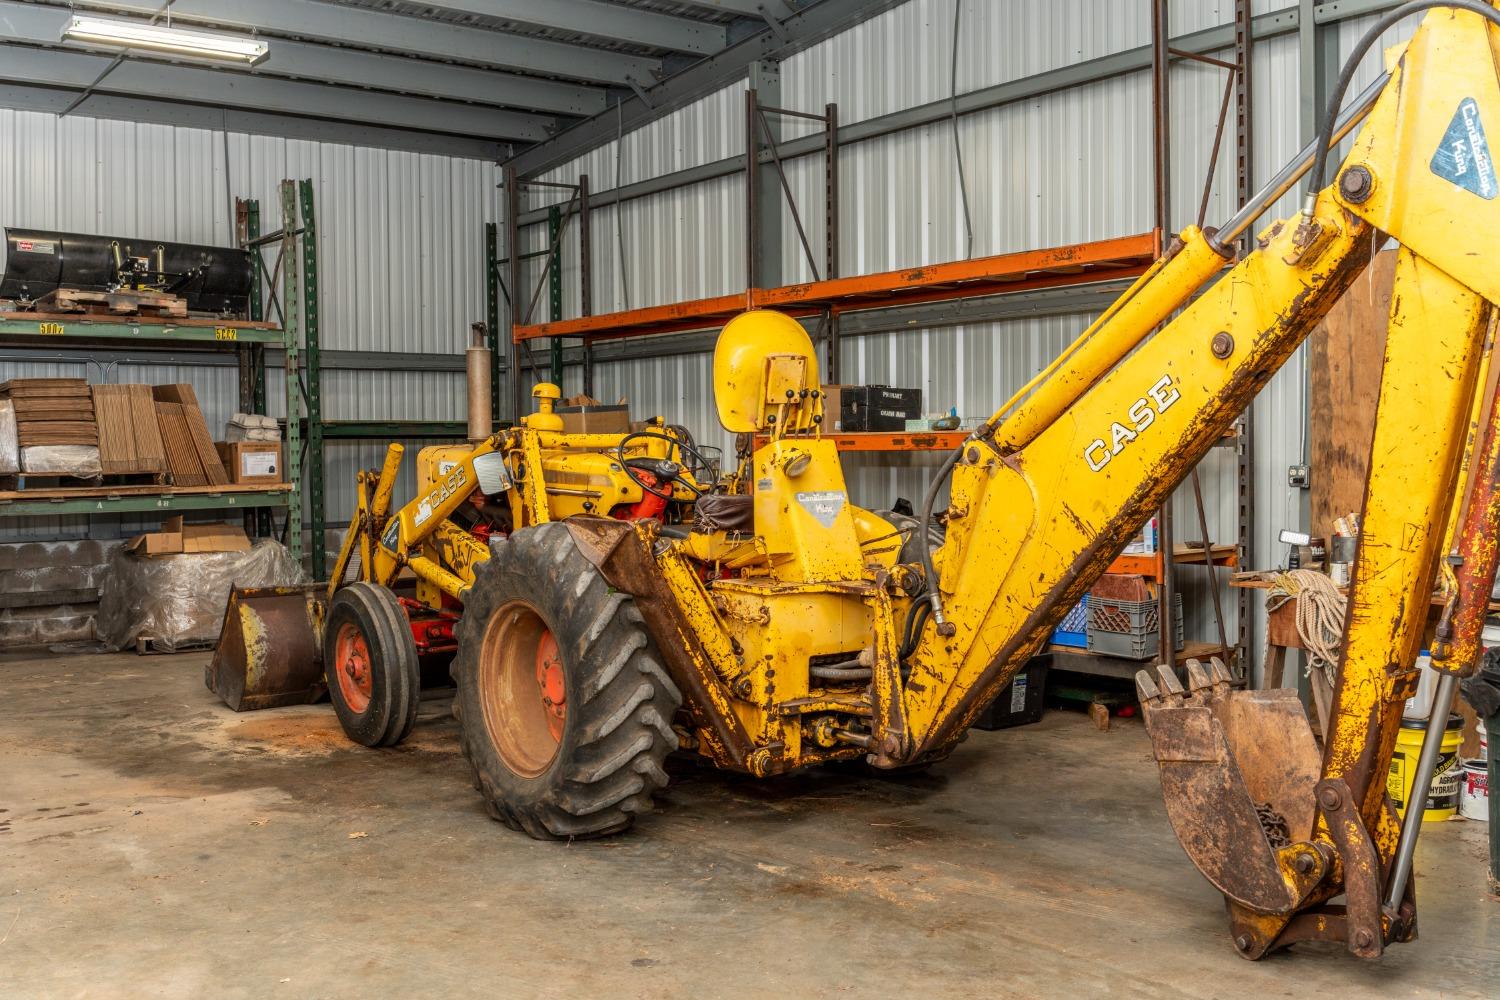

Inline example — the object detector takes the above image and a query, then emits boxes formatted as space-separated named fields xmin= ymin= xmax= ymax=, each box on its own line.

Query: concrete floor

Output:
xmin=0 ymin=650 xmax=1494 ymax=1000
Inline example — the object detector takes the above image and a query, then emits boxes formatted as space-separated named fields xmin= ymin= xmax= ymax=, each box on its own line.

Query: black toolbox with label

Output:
xmin=971 ymin=657 xmax=1049 ymax=730
xmin=839 ymin=385 xmax=922 ymax=431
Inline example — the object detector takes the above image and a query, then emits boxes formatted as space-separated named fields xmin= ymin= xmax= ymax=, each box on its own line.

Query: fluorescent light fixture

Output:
xmin=61 ymin=15 xmax=269 ymax=66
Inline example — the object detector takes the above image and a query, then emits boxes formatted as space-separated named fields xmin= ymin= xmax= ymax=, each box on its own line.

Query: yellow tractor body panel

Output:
xmin=1341 ymin=7 xmax=1500 ymax=305
xmin=713 ymin=309 xmax=823 ymax=433
xmin=752 ymin=438 xmax=863 ymax=583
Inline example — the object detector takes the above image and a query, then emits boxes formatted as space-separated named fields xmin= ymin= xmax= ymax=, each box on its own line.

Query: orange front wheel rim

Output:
xmin=535 ymin=629 xmax=567 ymax=742
xmin=478 ymin=603 xmax=566 ymax=777
xmin=334 ymin=622 xmax=374 ymax=714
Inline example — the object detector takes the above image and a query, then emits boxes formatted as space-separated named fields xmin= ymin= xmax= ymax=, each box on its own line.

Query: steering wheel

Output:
xmin=622 ymin=457 xmax=703 ymax=502
xmin=616 ymin=430 xmax=714 ymax=503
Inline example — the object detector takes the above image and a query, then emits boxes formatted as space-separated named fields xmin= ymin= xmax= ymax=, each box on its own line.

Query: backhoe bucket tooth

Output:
xmin=1185 ymin=658 xmax=1212 ymax=694
xmin=1209 ymin=657 xmax=1233 ymax=690
xmin=1135 ymin=663 xmax=1323 ymax=916
xmin=1156 ymin=662 xmax=1185 ymax=699
xmin=207 ymin=585 xmax=328 ymax=711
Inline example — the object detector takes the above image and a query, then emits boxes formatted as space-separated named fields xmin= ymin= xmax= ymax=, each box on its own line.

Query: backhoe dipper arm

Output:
xmin=895 ymin=1 xmax=1500 ymax=959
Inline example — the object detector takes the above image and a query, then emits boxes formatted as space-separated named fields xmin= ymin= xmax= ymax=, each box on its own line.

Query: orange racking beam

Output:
xmin=753 ymin=430 xmax=971 ymax=453
xmin=512 ymin=232 xmax=1158 ymax=343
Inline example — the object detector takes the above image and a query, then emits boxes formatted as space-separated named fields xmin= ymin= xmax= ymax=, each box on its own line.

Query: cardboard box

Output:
xmin=127 ymin=517 xmax=251 ymax=556
xmin=215 ymin=440 xmax=283 ymax=485
xmin=820 ymin=385 xmax=850 ymax=431
xmin=1089 ymin=573 xmax=1156 ymax=603
xmin=557 ymin=404 xmax=630 ymax=434
xmin=1122 ymin=515 xmax=1159 ymax=555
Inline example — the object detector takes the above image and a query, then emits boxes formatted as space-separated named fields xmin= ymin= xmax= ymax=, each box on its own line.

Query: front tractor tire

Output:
xmin=324 ymin=582 xmax=421 ymax=748
xmin=452 ymin=522 xmax=681 ymax=840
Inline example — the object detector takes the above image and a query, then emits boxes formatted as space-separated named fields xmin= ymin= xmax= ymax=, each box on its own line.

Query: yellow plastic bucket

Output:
xmin=1387 ymin=715 xmax=1464 ymax=822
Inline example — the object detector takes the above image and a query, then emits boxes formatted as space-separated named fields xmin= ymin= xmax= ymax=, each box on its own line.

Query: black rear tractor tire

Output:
xmin=452 ymin=521 xmax=681 ymax=839
xmin=324 ymin=582 xmax=421 ymax=748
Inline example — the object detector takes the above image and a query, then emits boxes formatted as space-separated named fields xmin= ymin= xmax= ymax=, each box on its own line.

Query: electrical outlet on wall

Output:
xmin=1287 ymin=464 xmax=1310 ymax=489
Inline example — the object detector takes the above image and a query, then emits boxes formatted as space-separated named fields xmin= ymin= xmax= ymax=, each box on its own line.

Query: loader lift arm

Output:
xmin=892 ymin=1 xmax=1500 ymax=959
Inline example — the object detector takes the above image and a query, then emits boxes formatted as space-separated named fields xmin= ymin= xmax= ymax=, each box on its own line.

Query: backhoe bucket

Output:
xmin=207 ymin=585 xmax=327 ymax=712
xmin=1135 ymin=659 xmax=1330 ymax=924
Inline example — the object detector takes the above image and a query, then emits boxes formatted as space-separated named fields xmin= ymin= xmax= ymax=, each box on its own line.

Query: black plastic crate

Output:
xmin=971 ymin=658 xmax=1048 ymax=730
xmin=839 ymin=385 xmax=922 ymax=431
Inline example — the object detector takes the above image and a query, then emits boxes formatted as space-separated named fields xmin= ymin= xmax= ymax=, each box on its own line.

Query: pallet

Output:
xmin=0 ymin=471 xmax=169 ymax=491
xmin=0 ymin=480 xmax=289 ymax=502
xmin=0 ymin=307 xmax=279 ymax=330
xmin=34 ymin=287 xmax=188 ymax=319
xmin=135 ymin=635 xmax=215 ymax=655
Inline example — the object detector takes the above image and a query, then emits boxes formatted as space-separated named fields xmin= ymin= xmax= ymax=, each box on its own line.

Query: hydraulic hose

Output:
xmin=898 ymin=597 xmax=932 ymax=661
xmin=616 ymin=429 xmax=714 ymax=500
xmin=1304 ymin=1 xmax=1500 ymax=213
xmin=901 ymin=437 xmax=972 ymax=658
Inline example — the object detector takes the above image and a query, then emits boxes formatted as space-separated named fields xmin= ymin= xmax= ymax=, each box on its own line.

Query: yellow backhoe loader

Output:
xmin=212 ymin=1 xmax=1500 ymax=959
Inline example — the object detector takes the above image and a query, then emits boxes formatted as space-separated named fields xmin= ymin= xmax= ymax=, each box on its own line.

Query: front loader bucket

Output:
xmin=1135 ymin=659 xmax=1332 ymax=940
xmin=207 ymin=585 xmax=328 ymax=712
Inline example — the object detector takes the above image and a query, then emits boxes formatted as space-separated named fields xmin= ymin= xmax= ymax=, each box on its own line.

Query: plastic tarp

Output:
xmin=96 ymin=539 xmax=306 ymax=651
xmin=19 ymin=445 xmax=102 ymax=477
xmin=0 ymin=539 xmax=121 ymax=648
xmin=0 ymin=399 xmax=17 ymax=475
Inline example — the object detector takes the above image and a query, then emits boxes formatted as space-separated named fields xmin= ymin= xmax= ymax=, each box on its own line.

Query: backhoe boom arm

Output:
xmin=895 ymin=2 xmax=1500 ymax=959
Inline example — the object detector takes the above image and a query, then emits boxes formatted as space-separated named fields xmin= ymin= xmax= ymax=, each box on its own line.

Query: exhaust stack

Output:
xmin=467 ymin=322 xmax=493 ymax=442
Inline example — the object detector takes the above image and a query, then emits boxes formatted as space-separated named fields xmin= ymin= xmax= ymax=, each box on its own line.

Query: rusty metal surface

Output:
xmin=1135 ymin=660 xmax=1318 ymax=915
xmin=562 ymin=516 xmax=755 ymax=769
xmin=207 ymin=585 xmax=327 ymax=712
xmin=915 ymin=214 xmax=1379 ymax=758
xmin=862 ymin=582 xmax=908 ymax=768
xmin=1314 ymin=778 xmax=1384 ymax=959
xmin=1435 ymin=314 xmax=1500 ymax=678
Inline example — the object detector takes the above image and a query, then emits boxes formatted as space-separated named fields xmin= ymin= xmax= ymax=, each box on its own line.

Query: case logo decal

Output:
xmin=1084 ymin=374 xmax=1181 ymax=473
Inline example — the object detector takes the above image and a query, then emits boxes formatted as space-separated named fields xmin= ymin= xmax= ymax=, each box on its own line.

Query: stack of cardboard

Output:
xmin=151 ymin=384 xmax=228 ymax=486
xmin=126 ymin=517 xmax=251 ymax=556
xmin=1 ymin=379 xmax=98 ymax=447
xmin=92 ymin=384 xmax=167 ymax=476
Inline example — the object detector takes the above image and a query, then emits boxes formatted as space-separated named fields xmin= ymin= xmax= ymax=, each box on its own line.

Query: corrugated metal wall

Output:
xmin=529 ymin=0 xmax=1413 ymax=670
xmin=2 ymin=0 xmax=1421 ymax=670
xmin=0 ymin=110 xmax=496 ymax=540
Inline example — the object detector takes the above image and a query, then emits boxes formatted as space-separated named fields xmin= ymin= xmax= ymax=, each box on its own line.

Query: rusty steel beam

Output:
xmin=512 ymin=232 xmax=1158 ymax=342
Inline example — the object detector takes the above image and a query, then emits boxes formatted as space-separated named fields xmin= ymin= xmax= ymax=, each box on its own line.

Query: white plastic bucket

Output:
xmin=1403 ymin=651 xmax=1437 ymax=721
xmin=1483 ymin=622 xmax=1500 ymax=650
xmin=1459 ymin=760 xmax=1489 ymax=821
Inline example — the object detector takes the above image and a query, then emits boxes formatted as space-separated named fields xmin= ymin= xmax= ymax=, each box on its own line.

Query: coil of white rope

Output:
xmin=1265 ymin=569 xmax=1347 ymax=686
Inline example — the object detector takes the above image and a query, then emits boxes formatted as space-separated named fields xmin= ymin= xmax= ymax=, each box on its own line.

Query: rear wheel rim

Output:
xmin=333 ymin=622 xmax=374 ymax=714
xmin=479 ymin=602 xmax=566 ymax=778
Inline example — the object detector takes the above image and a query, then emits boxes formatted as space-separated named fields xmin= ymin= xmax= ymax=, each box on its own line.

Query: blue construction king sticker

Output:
xmin=1430 ymin=97 xmax=1497 ymax=200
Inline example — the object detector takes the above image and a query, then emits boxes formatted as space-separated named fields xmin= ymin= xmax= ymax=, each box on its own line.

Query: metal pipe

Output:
xmin=990 ymin=228 xmax=1227 ymax=453
xmin=1213 ymin=72 xmax=1386 ymax=250
xmin=1383 ymin=672 xmax=1459 ymax=911
xmin=370 ymin=444 xmax=405 ymax=525
xmin=505 ymin=164 xmax=523 ymax=424
xmin=1190 ymin=468 xmax=1231 ymax=661
xmin=811 ymin=665 xmax=872 ymax=681
xmin=1489 ymin=702 xmax=1500 ymax=894
xmin=407 ymin=555 xmax=470 ymax=602
xmin=466 ymin=322 xmax=493 ymax=442
xmin=1152 ymin=0 xmax=1176 ymax=673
